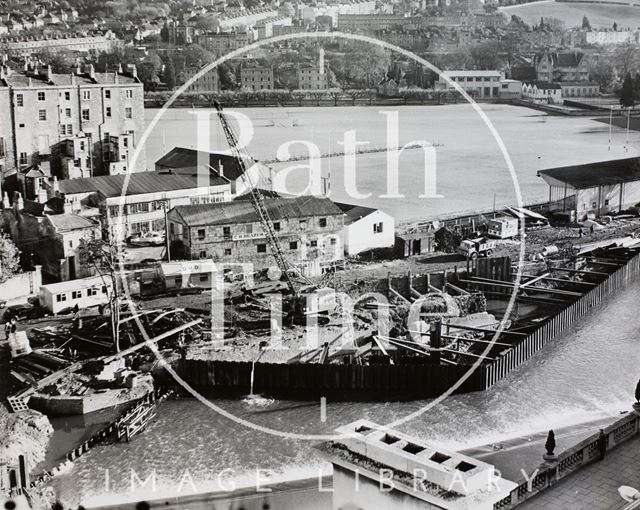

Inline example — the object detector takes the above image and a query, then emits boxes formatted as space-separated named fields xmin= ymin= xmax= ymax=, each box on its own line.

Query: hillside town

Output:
xmin=2 ymin=0 xmax=640 ymax=508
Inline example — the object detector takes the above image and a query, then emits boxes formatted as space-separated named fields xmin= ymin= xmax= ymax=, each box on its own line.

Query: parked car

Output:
xmin=127 ymin=231 xmax=165 ymax=246
xmin=3 ymin=303 xmax=48 ymax=322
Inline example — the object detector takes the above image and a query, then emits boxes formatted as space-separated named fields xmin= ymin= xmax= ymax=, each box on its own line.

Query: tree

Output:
xmin=194 ymin=15 xmax=220 ymax=33
xmin=635 ymin=378 xmax=640 ymax=403
xmin=469 ymin=40 xmax=504 ymax=70
xmin=182 ymin=44 xmax=214 ymax=69
xmin=582 ymin=15 xmax=591 ymax=30
xmin=614 ymin=41 xmax=639 ymax=76
xmin=620 ymin=72 xmax=635 ymax=107
xmin=544 ymin=430 xmax=556 ymax=455
xmin=613 ymin=21 xmax=618 ymax=31
xmin=590 ymin=59 xmax=615 ymax=92
xmin=162 ymin=57 xmax=176 ymax=89
xmin=0 ymin=235 xmax=20 ymax=284
xmin=78 ymin=237 xmax=126 ymax=352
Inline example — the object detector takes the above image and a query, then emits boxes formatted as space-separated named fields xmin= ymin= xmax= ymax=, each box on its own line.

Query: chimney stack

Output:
xmin=130 ymin=64 xmax=138 ymax=79
xmin=89 ymin=64 xmax=95 ymax=80
xmin=2 ymin=192 xmax=10 ymax=209
xmin=46 ymin=65 xmax=52 ymax=82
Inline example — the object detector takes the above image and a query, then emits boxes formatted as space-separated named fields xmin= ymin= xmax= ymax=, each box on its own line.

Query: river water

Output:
xmin=51 ymin=279 xmax=640 ymax=505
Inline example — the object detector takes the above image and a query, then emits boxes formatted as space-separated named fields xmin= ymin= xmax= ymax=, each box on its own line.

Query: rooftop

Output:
xmin=57 ymin=171 xmax=228 ymax=198
xmin=538 ymin=157 xmax=640 ymax=189
xmin=170 ymin=195 xmax=343 ymax=226
xmin=46 ymin=213 xmax=98 ymax=232
xmin=155 ymin=147 xmax=253 ymax=183
xmin=335 ymin=202 xmax=378 ymax=225
xmin=0 ymin=70 xmax=139 ymax=87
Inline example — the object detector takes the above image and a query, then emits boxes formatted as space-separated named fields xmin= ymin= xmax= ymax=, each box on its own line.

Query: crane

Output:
xmin=213 ymin=101 xmax=300 ymax=296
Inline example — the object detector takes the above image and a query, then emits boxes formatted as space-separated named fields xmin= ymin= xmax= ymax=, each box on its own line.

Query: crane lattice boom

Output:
xmin=213 ymin=102 xmax=298 ymax=296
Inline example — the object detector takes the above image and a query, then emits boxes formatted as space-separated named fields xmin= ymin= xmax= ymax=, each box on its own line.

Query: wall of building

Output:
xmin=170 ymin=212 xmax=344 ymax=271
xmin=0 ymin=265 xmax=41 ymax=304
xmin=343 ymin=210 xmax=394 ymax=255
xmin=1 ymin=71 xmax=145 ymax=177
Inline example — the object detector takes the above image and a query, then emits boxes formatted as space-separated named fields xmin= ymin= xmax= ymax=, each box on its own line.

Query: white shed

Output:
xmin=39 ymin=276 xmax=112 ymax=315
xmin=337 ymin=203 xmax=395 ymax=256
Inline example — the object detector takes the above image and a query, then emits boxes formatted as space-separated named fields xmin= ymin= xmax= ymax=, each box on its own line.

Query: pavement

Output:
xmin=517 ymin=433 xmax=640 ymax=510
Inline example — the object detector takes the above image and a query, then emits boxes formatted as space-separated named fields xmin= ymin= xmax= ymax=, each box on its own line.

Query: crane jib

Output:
xmin=214 ymin=104 xmax=299 ymax=296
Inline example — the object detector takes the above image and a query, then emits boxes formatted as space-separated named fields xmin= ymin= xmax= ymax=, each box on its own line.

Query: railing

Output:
xmin=482 ymin=251 xmax=640 ymax=389
xmin=493 ymin=411 xmax=640 ymax=509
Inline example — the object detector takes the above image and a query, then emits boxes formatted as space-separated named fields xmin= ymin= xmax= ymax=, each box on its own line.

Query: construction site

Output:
xmin=4 ymin=104 xmax=640 ymax=505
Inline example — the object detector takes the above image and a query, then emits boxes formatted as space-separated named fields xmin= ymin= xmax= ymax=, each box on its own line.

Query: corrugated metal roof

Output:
xmin=537 ymin=157 xmax=640 ymax=189
xmin=58 ymin=171 xmax=228 ymax=198
xmin=171 ymin=195 xmax=343 ymax=226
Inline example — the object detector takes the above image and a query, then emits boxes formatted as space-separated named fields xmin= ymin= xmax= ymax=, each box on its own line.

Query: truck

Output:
xmin=487 ymin=216 xmax=519 ymax=239
xmin=458 ymin=237 xmax=496 ymax=259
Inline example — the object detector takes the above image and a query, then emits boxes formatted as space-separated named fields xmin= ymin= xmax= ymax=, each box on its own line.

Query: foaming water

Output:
xmin=50 ymin=282 xmax=640 ymax=505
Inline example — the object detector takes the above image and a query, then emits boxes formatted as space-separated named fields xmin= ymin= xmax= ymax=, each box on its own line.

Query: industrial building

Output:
xmin=167 ymin=195 xmax=344 ymax=274
xmin=538 ymin=156 xmax=640 ymax=221
xmin=57 ymin=170 xmax=232 ymax=241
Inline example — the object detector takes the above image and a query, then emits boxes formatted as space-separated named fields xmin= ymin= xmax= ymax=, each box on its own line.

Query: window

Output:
xmin=105 ymin=89 xmax=111 ymax=99
xmin=126 ymin=89 xmax=133 ymax=98
xmin=38 ymin=92 xmax=45 ymax=101
xmin=273 ymin=222 xmax=281 ymax=231
xmin=197 ymin=228 xmax=206 ymax=240
xmin=330 ymin=238 xmax=337 ymax=245
xmin=82 ymin=90 xmax=91 ymax=100
xmin=592 ymin=201 xmax=597 ymax=208
xmin=197 ymin=274 xmax=208 ymax=282
xmin=38 ymin=110 xmax=47 ymax=121
xmin=105 ymin=107 xmax=111 ymax=118
xmin=299 ymin=220 xmax=307 ymax=229
xmin=224 ymin=248 xmax=232 ymax=255
xmin=87 ymin=287 xmax=97 ymax=296
xmin=72 ymin=290 xmax=82 ymax=299
xmin=125 ymin=107 xmax=132 ymax=119
xmin=319 ymin=217 xmax=327 ymax=228
xmin=223 ymin=226 xmax=231 ymax=238
xmin=82 ymin=109 xmax=90 ymax=121
xmin=16 ymin=94 xmax=23 ymax=107
xmin=175 ymin=275 xmax=183 ymax=287
xmin=19 ymin=152 xmax=28 ymax=165
xmin=64 ymin=91 xmax=71 ymax=100
xmin=289 ymin=241 xmax=297 ymax=250
xmin=79 ymin=141 xmax=85 ymax=151
xmin=66 ymin=124 xmax=73 ymax=135
xmin=604 ymin=199 xmax=610 ymax=206
xmin=65 ymin=108 xmax=72 ymax=118
xmin=68 ymin=240 xmax=73 ymax=248
xmin=102 ymin=286 xmax=108 ymax=294
xmin=56 ymin=293 xmax=67 ymax=302
xmin=257 ymin=244 xmax=267 ymax=253
xmin=199 ymin=250 xmax=207 ymax=259
xmin=310 ymin=240 xmax=318 ymax=247
xmin=373 ymin=222 xmax=383 ymax=234
xmin=18 ymin=123 xmax=24 ymax=128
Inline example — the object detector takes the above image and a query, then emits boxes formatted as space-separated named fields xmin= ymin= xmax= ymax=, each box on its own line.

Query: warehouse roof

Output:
xmin=155 ymin=147 xmax=253 ymax=183
xmin=170 ymin=195 xmax=343 ymax=226
xmin=57 ymin=171 xmax=228 ymax=198
xmin=537 ymin=157 xmax=640 ymax=189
